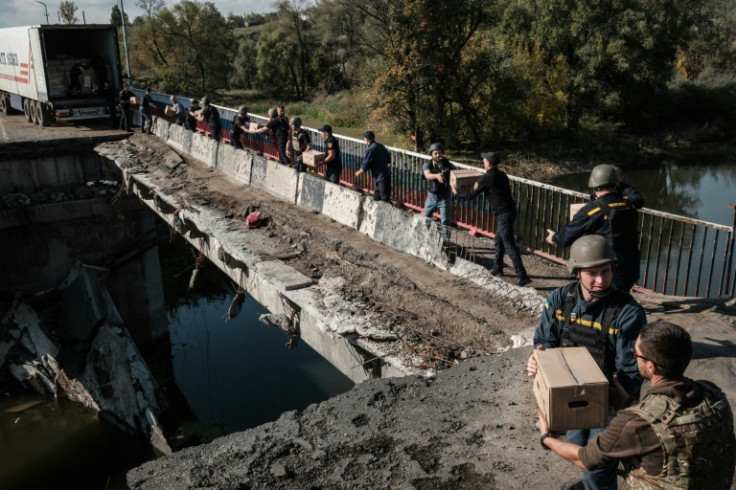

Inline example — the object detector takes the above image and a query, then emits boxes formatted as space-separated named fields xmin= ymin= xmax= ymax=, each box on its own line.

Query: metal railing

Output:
xmin=131 ymin=88 xmax=736 ymax=298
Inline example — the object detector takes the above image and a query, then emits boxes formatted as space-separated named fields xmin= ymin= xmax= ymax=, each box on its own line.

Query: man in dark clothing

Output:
xmin=273 ymin=106 xmax=291 ymax=165
xmin=118 ymin=83 xmax=134 ymax=132
xmin=537 ymin=320 xmax=735 ymax=490
xmin=200 ymin=97 xmax=221 ymax=140
xmin=547 ymin=164 xmax=640 ymax=291
xmin=68 ymin=61 xmax=88 ymax=95
xmin=453 ymin=152 xmax=530 ymax=286
xmin=588 ymin=165 xmax=644 ymax=209
xmin=186 ymin=99 xmax=200 ymax=132
xmin=319 ymin=124 xmax=342 ymax=184
xmin=140 ymin=87 xmax=155 ymax=134
xmin=229 ymin=106 xmax=249 ymax=150
xmin=355 ymin=131 xmax=391 ymax=203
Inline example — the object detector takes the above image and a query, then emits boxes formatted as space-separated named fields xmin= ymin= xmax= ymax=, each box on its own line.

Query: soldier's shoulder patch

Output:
xmin=328 ymin=142 xmax=334 ymax=149
xmin=544 ymin=300 xmax=551 ymax=309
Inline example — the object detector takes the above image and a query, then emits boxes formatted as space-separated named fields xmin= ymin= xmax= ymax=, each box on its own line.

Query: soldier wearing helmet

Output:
xmin=546 ymin=164 xmax=641 ymax=291
xmin=536 ymin=320 xmax=735 ymax=490
xmin=527 ymin=234 xmax=646 ymax=490
xmin=228 ymin=106 xmax=249 ymax=150
xmin=286 ymin=116 xmax=312 ymax=172
xmin=422 ymin=142 xmax=456 ymax=241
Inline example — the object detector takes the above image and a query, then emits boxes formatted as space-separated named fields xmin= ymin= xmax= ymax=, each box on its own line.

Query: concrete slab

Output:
xmin=322 ymin=182 xmax=365 ymax=229
xmin=217 ymin=144 xmax=253 ymax=184
xmin=253 ymin=260 xmax=314 ymax=291
xmin=152 ymin=117 xmax=170 ymax=140
xmin=190 ymin=132 xmax=218 ymax=168
xmin=296 ymin=172 xmax=326 ymax=213
xmin=249 ymin=155 xmax=268 ymax=191
xmin=262 ymin=158 xmax=299 ymax=203
xmin=167 ymin=122 xmax=192 ymax=155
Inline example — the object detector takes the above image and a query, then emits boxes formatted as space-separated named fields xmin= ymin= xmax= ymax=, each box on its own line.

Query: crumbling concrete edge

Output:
xmin=118 ymin=166 xmax=427 ymax=382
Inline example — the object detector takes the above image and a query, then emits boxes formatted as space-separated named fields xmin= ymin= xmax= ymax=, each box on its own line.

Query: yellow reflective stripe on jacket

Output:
xmin=607 ymin=201 xmax=628 ymax=208
xmin=554 ymin=310 xmax=619 ymax=336
xmin=587 ymin=207 xmax=601 ymax=216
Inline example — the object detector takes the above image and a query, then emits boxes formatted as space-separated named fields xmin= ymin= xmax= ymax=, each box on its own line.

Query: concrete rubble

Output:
xmin=0 ymin=263 xmax=170 ymax=455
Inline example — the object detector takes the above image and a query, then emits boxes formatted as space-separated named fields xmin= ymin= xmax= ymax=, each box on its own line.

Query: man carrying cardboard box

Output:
xmin=535 ymin=320 xmax=735 ymax=490
xmin=452 ymin=151 xmax=530 ymax=286
xmin=319 ymin=125 xmax=342 ymax=184
xmin=527 ymin=234 xmax=646 ymax=489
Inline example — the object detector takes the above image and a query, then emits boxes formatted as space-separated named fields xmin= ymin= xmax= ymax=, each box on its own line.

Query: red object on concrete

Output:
xmin=245 ymin=211 xmax=262 ymax=229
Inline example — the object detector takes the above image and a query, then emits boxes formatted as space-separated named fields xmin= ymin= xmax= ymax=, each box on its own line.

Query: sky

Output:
xmin=0 ymin=0 xmax=276 ymax=28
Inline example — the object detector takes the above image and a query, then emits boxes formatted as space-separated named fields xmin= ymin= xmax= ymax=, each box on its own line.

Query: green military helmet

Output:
xmin=588 ymin=164 xmax=619 ymax=189
xmin=268 ymin=107 xmax=278 ymax=118
xmin=238 ymin=106 xmax=248 ymax=114
xmin=290 ymin=116 xmax=302 ymax=127
xmin=567 ymin=235 xmax=614 ymax=274
xmin=428 ymin=142 xmax=445 ymax=153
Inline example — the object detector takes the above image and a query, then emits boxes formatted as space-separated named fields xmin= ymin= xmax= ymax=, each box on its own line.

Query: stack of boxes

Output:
xmin=46 ymin=57 xmax=69 ymax=97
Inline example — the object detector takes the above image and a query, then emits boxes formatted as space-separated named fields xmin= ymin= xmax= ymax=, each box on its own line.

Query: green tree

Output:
xmin=351 ymin=0 xmax=489 ymax=149
xmin=500 ymin=0 xmax=709 ymax=126
xmin=152 ymin=0 xmax=235 ymax=94
xmin=59 ymin=1 xmax=78 ymax=24
xmin=255 ymin=28 xmax=299 ymax=95
xmin=110 ymin=5 xmax=130 ymax=28
xmin=230 ymin=35 xmax=258 ymax=89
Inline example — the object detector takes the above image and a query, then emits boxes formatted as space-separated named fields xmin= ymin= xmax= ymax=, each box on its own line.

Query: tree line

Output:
xmin=122 ymin=0 xmax=736 ymax=151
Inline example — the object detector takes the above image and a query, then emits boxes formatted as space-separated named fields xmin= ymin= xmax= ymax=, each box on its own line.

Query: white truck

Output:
xmin=0 ymin=24 xmax=123 ymax=126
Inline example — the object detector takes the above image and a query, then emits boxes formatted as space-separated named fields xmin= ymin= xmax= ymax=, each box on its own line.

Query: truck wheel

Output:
xmin=23 ymin=99 xmax=32 ymax=122
xmin=37 ymin=102 xmax=50 ymax=127
xmin=30 ymin=101 xmax=39 ymax=124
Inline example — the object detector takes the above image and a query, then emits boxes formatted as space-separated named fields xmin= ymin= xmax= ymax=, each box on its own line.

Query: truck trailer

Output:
xmin=0 ymin=24 xmax=123 ymax=126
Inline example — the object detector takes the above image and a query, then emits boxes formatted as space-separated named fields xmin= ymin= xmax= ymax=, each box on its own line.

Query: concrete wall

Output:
xmin=0 ymin=153 xmax=119 ymax=194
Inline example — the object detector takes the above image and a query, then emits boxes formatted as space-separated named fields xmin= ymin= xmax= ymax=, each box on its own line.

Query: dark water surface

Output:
xmin=1 ymin=247 xmax=353 ymax=489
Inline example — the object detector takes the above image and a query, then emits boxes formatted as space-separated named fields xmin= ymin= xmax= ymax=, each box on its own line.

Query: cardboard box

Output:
xmin=165 ymin=105 xmax=177 ymax=116
xmin=248 ymin=122 xmax=261 ymax=131
xmin=302 ymin=150 xmax=326 ymax=167
xmin=450 ymin=169 xmax=480 ymax=194
xmin=533 ymin=347 xmax=609 ymax=432
xmin=130 ymin=96 xmax=139 ymax=105
xmin=569 ymin=202 xmax=586 ymax=221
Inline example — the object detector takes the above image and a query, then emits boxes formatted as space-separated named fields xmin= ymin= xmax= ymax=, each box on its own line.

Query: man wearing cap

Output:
xmin=319 ymin=125 xmax=342 ymax=184
xmin=527 ymin=234 xmax=646 ymax=490
xmin=140 ymin=87 xmax=156 ymax=135
xmin=453 ymin=152 xmax=531 ymax=286
xmin=546 ymin=164 xmax=640 ymax=291
xmin=423 ymin=143 xmax=456 ymax=241
xmin=229 ymin=106 xmax=249 ymax=150
xmin=355 ymin=131 xmax=392 ymax=203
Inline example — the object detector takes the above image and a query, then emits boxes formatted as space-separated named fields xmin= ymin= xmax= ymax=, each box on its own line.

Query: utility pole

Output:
xmin=118 ymin=0 xmax=132 ymax=80
xmin=35 ymin=1 xmax=49 ymax=24
xmin=82 ymin=11 xmax=86 ymax=24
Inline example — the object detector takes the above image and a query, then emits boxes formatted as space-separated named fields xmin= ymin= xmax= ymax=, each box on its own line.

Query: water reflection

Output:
xmin=169 ymin=293 xmax=355 ymax=432
xmin=549 ymin=159 xmax=736 ymax=225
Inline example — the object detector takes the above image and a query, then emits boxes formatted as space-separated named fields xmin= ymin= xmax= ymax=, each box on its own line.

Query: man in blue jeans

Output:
xmin=452 ymin=152 xmax=530 ymax=286
xmin=423 ymin=142 xmax=456 ymax=241
xmin=355 ymin=131 xmax=391 ymax=203
xmin=527 ymin=235 xmax=646 ymax=489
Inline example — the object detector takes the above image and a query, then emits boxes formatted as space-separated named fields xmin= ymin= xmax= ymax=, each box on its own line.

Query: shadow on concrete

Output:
xmin=692 ymin=338 xmax=736 ymax=360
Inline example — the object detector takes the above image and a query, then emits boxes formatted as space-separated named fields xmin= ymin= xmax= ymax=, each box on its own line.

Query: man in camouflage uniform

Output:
xmin=536 ymin=320 xmax=735 ymax=489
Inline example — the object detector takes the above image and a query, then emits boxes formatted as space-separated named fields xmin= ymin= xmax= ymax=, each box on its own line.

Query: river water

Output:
xmin=549 ymin=159 xmax=736 ymax=226
xmin=0 ymin=233 xmax=354 ymax=489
